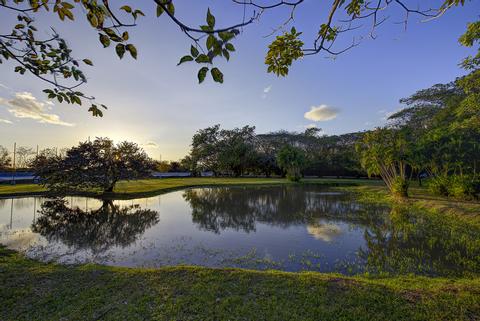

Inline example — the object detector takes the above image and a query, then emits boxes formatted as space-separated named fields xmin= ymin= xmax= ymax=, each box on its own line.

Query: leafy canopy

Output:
xmin=0 ymin=0 xmax=476 ymax=115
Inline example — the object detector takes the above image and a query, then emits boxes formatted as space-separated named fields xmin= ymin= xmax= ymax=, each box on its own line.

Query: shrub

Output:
xmin=449 ymin=176 xmax=480 ymax=200
xmin=391 ymin=176 xmax=409 ymax=198
xmin=428 ymin=175 xmax=480 ymax=200
xmin=427 ymin=175 xmax=451 ymax=197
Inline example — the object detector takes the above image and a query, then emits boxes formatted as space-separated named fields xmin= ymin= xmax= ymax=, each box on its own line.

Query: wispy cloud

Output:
xmin=143 ymin=141 xmax=159 ymax=149
xmin=0 ymin=92 xmax=74 ymax=126
xmin=304 ymin=105 xmax=339 ymax=122
xmin=262 ymin=85 xmax=272 ymax=99
xmin=0 ymin=83 xmax=11 ymax=91
xmin=0 ymin=118 xmax=12 ymax=124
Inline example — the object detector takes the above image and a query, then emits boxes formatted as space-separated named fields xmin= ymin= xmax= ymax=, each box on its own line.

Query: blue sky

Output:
xmin=0 ymin=1 xmax=478 ymax=160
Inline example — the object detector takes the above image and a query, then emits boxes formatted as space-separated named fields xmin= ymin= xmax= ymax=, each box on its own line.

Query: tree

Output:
xmin=33 ymin=198 xmax=159 ymax=254
xmin=32 ymin=137 xmax=155 ymax=193
xmin=0 ymin=145 xmax=11 ymax=170
xmin=276 ymin=145 xmax=306 ymax=182
xmin=357 ymin=127 xmax=411 ymax=198
xmin=389 ymin=70 xmax=480 ymax=198
xmin=216 ymin=125 xmax=258 ymax=176
xmin=190 ymin=124 xmax=221 ymax=174
xmin=15 ymin=146 xmax=35 ymax=168
xmin=0 ymin=1 xmax=476 ymax=115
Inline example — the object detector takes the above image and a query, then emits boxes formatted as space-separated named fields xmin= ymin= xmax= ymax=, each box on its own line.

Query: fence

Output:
xmin=0 ymin=143 xmax=66 ymax=184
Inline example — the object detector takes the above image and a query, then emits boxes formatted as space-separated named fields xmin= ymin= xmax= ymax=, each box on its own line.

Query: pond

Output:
xmin=0 ymin=185 xmax=478 ymax=276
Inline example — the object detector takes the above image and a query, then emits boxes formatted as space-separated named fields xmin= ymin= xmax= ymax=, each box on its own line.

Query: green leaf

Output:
xmin=126 ymin=44 xmax=137 ymax=59
xmin=82 ymin=59 xmax=93 ymax=66
xmin=156 ymin=5 xmax=164 ymax=17
xmin=198 ymin=67 xmax=209 ymax=83
xmin=219 ymin=31 xmax=235 ymax=42
xmin=195 ymin=54 xmax=211 ymax=63
xmin=122 ymin=31 xmax=129 ymax=41
xmin=116 ymin=44 xmax=126 ymax=59
xmin=225 ymin=43 xmax=235 ymax=52
xmin=222 ymin=49 xmax=230 ymax=61
xmin=206 ymin=35 xmax=216 ymax=50
xmin=167 ymin=2 xmax=175 ymax=15
xmin=89 ymin=105 xmax=103 ymax=117
xmin=200 ymin=25 xmax=212 ymax=32
xmin=190 ymin=45 xmax=199 ymax=57
xmin=99 ymin=34 xmax=110 ymax=48
xmin=120 ymin=5 xmax=132 ymax=13
xmin=211 ymin=67 xmax=224 ymax=83
xmin=177 ymin=55 xmax=193 ymax=65
xmin=206 ymin=8 xmax=215 ymax=28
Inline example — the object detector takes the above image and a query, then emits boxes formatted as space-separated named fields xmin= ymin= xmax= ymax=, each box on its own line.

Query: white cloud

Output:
xmin=0 ymin=92 xmax=74 ymax=126
xmin=305 ymin=123 xmax=318 ymax=129
xmin=0 ymin=118 xmax=12 ymax=124
xmin=304 ymin=105 xmax=339 ymax=122
xmin=262 ymin=85 xmax=272 ymax=99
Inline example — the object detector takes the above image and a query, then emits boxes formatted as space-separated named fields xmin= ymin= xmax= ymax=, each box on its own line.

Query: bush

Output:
xmin=449 ymin=176 xmax=480 ymax=200
xmin=391 ymin=177 xmax=409 ymax=198
xmin=427 ymin=175 xmax=451 ymax=197
xmin=286 ymin=168 xmax=302 ymax=182
xmin=428 ymin=175 xmax=480 ymax=200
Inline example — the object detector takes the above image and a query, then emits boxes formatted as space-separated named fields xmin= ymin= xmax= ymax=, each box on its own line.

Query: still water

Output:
xmin=0 ymin=185 xmax=478 ymax=276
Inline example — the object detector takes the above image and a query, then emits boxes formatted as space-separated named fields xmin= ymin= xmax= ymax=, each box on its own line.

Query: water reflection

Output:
xmin=306 ymin=220 xmax=342 ymax=242
xmin=0 ymin=186 xmax=478 ymax=276
xmin=183 ymin=186 xmax=384 ymax=234
xmin=32 ymin=199 xmax=159 ymax=254
xmin=359 ymin=205 xmax=480 ymax=276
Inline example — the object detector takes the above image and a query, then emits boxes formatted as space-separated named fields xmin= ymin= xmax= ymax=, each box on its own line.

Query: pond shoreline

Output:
xmin=0 ymin=177 xmax=377 ymax=200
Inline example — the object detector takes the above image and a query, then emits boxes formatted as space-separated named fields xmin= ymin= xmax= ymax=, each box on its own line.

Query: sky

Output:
xmin=0 ymin=1 xmax=478 ymax=160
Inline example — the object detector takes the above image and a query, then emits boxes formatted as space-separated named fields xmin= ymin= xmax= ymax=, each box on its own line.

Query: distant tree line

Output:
xmin=179 ymin=125 xmax=365 ymax=181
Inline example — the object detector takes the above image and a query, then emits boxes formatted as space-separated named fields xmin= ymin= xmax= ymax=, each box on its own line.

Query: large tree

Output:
xmin=32 ymin=137 xmax=155 ymax=193
xmin=357 ymin=127 xmax=411 ymax=198
xmin=276 ymin=144 xmax=307 ymax=182
xmin=0 ymin=1 xmax=476 ymax=115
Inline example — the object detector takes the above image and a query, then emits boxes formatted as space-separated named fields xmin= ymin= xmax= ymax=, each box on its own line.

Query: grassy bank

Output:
xmin=0 ymin=177 xmax=379 ymax=198
xmin=1 ymin=246 xmax=478 ymax=321
xmin=342 ymin=184 xmax=480 ymax=217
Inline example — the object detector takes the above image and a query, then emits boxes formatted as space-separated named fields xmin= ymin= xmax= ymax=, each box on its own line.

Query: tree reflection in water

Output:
xmin=32 ymin=198 xmax=159 ymax=254
xmin=183 ymin=185 xmax=388 ymax=233
xmin=360 ymin=205 xmax=480 ymax=277
xmin=183 ymin=186 xmax=480 ymax=276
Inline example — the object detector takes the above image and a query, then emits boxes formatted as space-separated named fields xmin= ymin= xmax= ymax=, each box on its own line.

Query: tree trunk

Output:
xmin=105 ymin=181 xmax=116 ymax=193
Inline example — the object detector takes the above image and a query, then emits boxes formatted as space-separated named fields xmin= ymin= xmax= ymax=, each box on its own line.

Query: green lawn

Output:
xmin=0 ymin=177 xmax=380 ymax=198
xmin=1 ymin=246 xmax=478 ymax=321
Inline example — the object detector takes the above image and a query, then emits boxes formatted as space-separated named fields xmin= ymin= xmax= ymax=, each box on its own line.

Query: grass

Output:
xmin=342 ymin=183 xmax=480 ymax=218
xmin=0 ymin=177 xmax=380 ymax=198
xmin=1 ymin=246 xmax=479 ymax=321
xmin=0 ymin=183 xmax=46 ymax=196
xmin=2 ymin=178 xmax=479 ymax=320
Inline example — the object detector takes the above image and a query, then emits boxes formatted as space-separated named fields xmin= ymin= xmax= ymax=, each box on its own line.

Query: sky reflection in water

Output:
xmin=0 ymin=185 xmax=478 ymax=276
